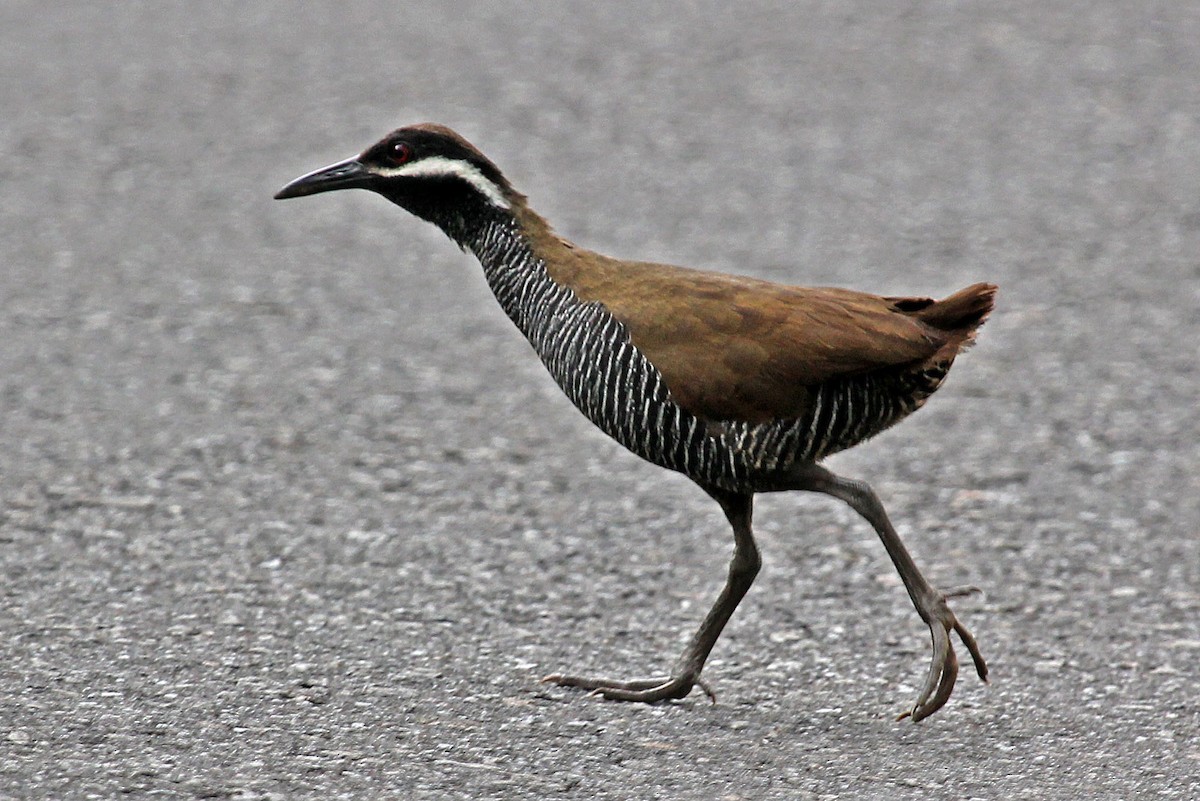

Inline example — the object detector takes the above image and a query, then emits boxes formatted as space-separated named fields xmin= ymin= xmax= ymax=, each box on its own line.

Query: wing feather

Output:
xmin=542 ymin=246 xmax=965 ymax=424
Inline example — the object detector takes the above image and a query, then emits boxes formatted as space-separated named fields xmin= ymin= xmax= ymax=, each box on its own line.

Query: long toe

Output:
xmin=542 ymin=673 xmax=698 ymax=703
xmin=899 ymin=590 xmax=987 ymax=722
xmin=900 ymin=638 xmax=959 ymax=722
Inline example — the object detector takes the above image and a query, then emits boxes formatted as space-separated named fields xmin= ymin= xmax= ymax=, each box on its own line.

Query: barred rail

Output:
xmin=467 ymin=213 xmax=938 ymax=493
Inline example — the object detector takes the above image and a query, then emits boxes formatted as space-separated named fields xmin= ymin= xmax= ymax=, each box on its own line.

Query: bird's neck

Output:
xmin=414 ymin=192 xmax=571 ymax=344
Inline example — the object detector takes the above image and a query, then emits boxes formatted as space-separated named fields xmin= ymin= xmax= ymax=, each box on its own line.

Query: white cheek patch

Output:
xmin=376 ymin=156 xmax=510 ymax=209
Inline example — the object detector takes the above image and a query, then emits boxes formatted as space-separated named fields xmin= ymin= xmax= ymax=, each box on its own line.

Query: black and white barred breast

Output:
xmin=471 ymin=218 xmax=932 ymax=493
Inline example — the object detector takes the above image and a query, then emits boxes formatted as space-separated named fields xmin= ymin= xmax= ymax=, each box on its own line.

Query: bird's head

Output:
xmin=275 ymin=124 xmax=515 ymax=224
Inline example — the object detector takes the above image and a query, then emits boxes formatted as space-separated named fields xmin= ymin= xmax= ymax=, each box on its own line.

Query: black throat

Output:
xmin=378 ymin=178 xmax=515 ymax=252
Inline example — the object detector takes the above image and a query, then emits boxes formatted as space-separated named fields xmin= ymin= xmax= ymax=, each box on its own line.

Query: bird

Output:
xmin=275 ymin=123 xmax=993 ymax=722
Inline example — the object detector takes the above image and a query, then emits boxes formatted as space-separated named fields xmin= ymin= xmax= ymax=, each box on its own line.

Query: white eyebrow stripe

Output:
xmin=376 ymin=156 xmax=510 ymax=209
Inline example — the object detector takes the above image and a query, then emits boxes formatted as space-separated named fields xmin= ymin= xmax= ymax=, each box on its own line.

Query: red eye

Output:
xmin=387 ymin=142 xmax=412 ymax=165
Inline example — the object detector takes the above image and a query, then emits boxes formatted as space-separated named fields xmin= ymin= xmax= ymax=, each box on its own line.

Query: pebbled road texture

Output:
xmin=2 ymin=2 xmax=1198 ymax=798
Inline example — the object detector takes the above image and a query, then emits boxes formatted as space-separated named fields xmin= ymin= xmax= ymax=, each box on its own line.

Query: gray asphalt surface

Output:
xmin=3 ymin=2 xmax=1199 ymax=798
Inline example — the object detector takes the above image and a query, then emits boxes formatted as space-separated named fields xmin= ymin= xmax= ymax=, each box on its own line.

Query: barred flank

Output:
xmin=470 ymin=215 xmax=934 ymax=492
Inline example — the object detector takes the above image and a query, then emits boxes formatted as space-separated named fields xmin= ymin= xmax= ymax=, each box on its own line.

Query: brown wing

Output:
xmin=543 ymin=245 xmax=968 ymax=424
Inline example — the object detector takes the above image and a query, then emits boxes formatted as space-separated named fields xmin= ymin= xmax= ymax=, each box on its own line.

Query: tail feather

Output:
xmin=917 ymin=282 xmax=998 ymax=334
xmin=898 ymin=283 xmax=997 ymax=405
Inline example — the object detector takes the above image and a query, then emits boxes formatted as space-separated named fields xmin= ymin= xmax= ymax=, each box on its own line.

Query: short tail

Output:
xmin=896 ymin=283 xmax=997 ymax=406
xmin=917 ymin=282 xmax=998 ymax=334
xmin=888 ymin=282 xmax=997 ymax=369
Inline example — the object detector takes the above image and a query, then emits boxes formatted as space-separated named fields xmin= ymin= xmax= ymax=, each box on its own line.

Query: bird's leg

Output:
xmin=543 ymin=489 xmax=759 ymax=703
xmin=788 ymin=462 xmax=988 ymax=722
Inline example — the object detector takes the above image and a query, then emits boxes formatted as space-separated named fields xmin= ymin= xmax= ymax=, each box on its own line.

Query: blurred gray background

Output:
xmin=2 ymin=1 xmax=1198 ymax=798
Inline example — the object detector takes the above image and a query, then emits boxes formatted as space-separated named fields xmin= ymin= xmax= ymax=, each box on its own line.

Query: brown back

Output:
xmin=520 ymin=210 xmax=995 ymax=424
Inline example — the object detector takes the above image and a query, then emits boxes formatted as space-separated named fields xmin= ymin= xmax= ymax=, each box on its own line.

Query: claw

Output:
xmin=897 ymin=589 xmax=987 ymax=722
xmin=900 ymin=638 xmax=959 ymax=722
xmin=955 ymin=618 xmax=990 ymax=682
xmin=542 ymin=672 xmax=702 ymax=703
xmin=917 ymin=618 xmax=951 ymax=710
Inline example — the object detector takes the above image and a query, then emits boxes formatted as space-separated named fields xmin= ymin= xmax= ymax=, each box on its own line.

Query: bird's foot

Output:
xmin=898 ymin=585 xmax=988 ymax=722
xmin=541 ymin=672 xmax=716 ymax=704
